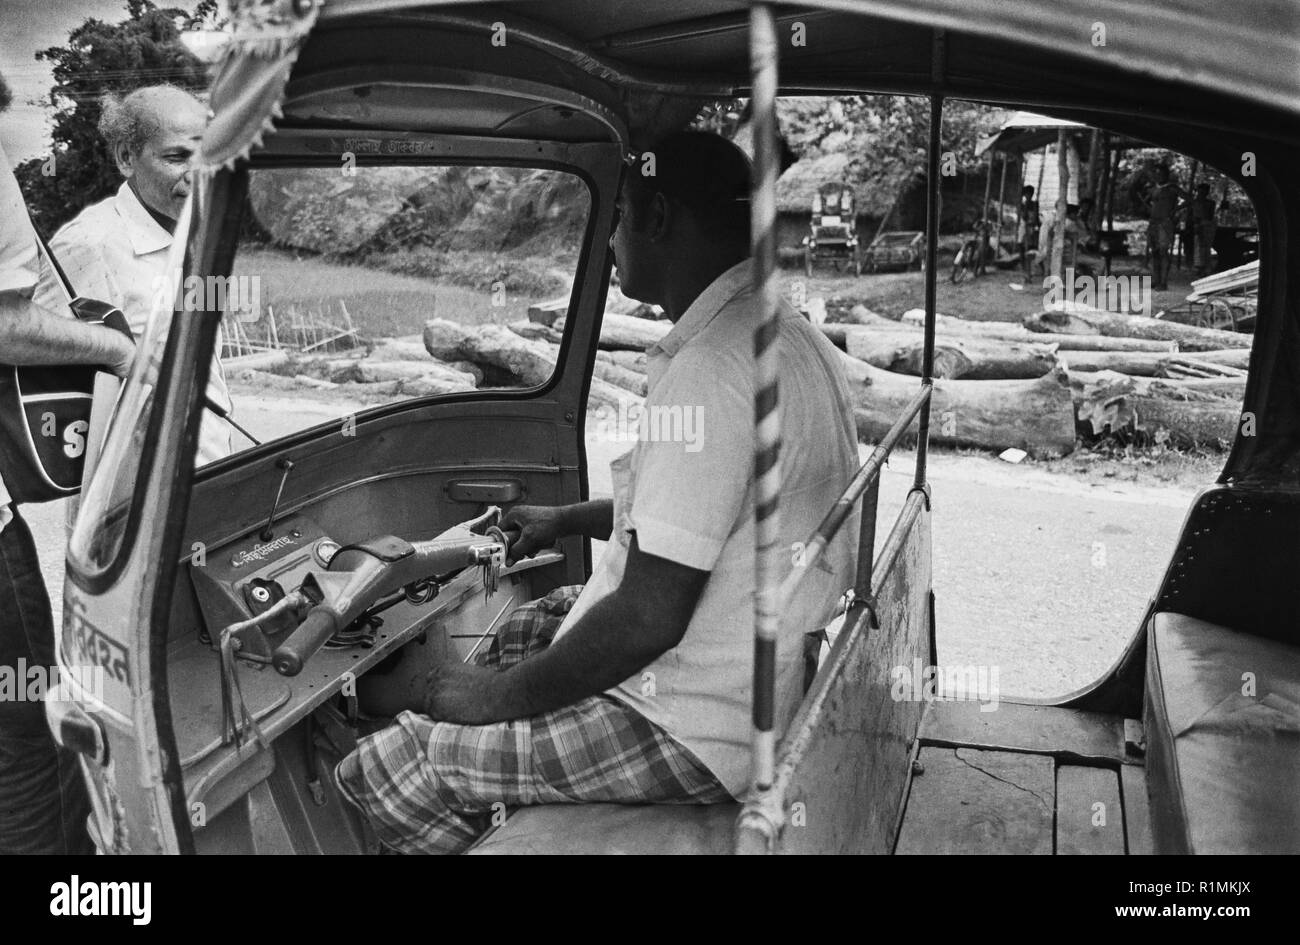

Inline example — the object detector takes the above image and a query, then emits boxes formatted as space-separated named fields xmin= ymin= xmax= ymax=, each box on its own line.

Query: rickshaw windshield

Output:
xmin=67 ymin=198 xmax=193 ymax=577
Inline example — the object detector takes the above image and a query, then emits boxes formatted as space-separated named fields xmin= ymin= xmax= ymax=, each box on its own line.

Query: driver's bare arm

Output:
xmin=500 ymin=499 xmax=613 ymax=563
xmin=422 ymin=533 xmax=707 ymax=724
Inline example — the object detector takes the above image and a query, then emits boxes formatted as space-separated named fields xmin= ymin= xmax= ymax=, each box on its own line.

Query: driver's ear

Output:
xmin=647 ymin=192 xmax=672 ymax=243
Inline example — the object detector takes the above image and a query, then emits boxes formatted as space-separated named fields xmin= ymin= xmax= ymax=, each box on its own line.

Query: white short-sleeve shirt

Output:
xmin=33 ymin=182 xmax=233 ymax=465
xmin=553 ymin=260 xmax=860 ymax=796
xmin=0 ymin=142 xmax=45 ymax=530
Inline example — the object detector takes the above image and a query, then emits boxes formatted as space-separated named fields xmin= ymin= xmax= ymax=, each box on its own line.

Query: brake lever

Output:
xmin=218 ymin=589 xmax=312 ymax=663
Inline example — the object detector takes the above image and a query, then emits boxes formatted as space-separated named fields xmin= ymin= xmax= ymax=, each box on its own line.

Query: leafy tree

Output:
xmin=0 ymin=72 xmax=12 ymax=114
xmin=695 ymin=94 xmax=1003 ymax=228
xmin=15 ymin=0 xmax=218 ymax=236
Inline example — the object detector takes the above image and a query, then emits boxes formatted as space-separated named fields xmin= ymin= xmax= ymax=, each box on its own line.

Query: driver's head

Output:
xmin=99 ymin=85 xmax=206 ymax=225
xmin=610 ymin=131 xmax=752 ymax=305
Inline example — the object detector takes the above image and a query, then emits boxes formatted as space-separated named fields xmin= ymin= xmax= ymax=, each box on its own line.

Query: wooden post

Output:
xmin=993 ymin=152 xmax=1008 ymax=253
xmin=1092 ymin=132 xmax=1111 ymax=234
xmin=1051 ymin=130 xmax=1070 ymax=285
xmin=1085 ymin=128 xmax=1102 ymax=203
xmin=980 ymin=149 xmax=994 ymax=228
xmin=267 ymin=304 xmax=279 ymax=349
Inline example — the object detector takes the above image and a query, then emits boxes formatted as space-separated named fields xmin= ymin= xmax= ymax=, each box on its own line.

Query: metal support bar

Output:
xmin=913 ymin=88 xmax=943 ymax=492
xmin=745 ymin=2 xmax=781 ymax=804
xmin=855 ymin=478 xmax=879 ymax=601
xmin=776 ymin=386 xmax=930 ymax=613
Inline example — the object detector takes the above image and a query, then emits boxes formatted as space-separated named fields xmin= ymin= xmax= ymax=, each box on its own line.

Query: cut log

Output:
xmin=314 ymin=357 xmax=478 ymax=388
xmin=422 ymin=319 xmax=631 ymax=410
xmin=839 ymin=326 xmax=1058 ymax=380
xmin=1046 ymin=334 xmax=1175 ymax=352
xmin=225 ymin=350 xmax=290 ymax=372
xmin=897 ymin=308 xmax=1176 ymax=350
xmin=367 ymin=338 xmax=488 ymax=384
xmin=828 ymin=304 xmax=898 ymax=326
xmin=527 ymin=296 xmax=568 ymax=326
xmin=1072 ymin=370 xmax=1240 ymax=448
xmin=591 ymin=356 xmax=648 ymax=396
xmin=1023 ymin=307 xmax=1249 ymax=350
xmin=555 ymin=312 xmax=671 ymax=351
xmin=509 ymin=320 xmax=564 ymax=344
xmin=837 ymin=352 xmax=1076 ymax=457
xmin=1068 ymin=370 xmax=1245 ymax=400
xmin=1178 ymin=348 xmax=1250 ymax=369
xmin=368 ymin=338 xmax=433 ymax=361
xmin=1057 ymin=350 xmax=1247 ymax=378
xmin=381 ymin=376 xmax=480 ymax=398
xmin=445 ymin=359 xmax=485 ymax=386
xmin=605 ymin=350 xmax=648 ymax=373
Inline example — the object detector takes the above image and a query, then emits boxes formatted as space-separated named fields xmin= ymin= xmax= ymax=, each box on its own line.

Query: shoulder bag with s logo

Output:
xmin=0 ymin=219 xmax=132 ymax=504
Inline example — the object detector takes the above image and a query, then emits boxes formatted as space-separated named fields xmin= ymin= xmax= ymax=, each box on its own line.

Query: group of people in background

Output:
xmin=0 ymin=80 xmax=231 ymax=854
xmin=1143 ymin=165 xmax=1219 ymax=289
xmin=1017 ymin=163 xmax=1219 ymax=288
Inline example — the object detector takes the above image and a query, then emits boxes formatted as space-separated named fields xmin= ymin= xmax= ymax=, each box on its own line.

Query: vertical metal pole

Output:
xmin=748 ymin=2 xmax=781 ymax=796
xmin=913 ymin=90 xmax=943 ymax=491
xmin=854 ymin=478 xmax=879 ymax=600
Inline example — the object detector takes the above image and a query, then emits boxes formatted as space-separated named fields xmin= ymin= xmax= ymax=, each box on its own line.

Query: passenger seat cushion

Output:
xmin=1145 ymin=612 xmax=1300 ymax=854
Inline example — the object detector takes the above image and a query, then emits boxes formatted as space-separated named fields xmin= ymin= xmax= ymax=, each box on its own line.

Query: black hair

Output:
xmin=624 ymin=130 xmax=752 ymax=243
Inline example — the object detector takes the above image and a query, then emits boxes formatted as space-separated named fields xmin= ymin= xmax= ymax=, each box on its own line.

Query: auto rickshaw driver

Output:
xmin=335 ymin=131 xmax=861 ymax=854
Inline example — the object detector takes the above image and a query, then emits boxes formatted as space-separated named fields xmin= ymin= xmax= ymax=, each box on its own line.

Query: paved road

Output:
xmin=26 ymin=395 xmax=1196 ymax=698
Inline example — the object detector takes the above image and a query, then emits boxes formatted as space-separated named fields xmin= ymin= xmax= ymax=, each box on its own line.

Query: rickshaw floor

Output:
xmin=896 ymin=700 xmax=1149 ymax=854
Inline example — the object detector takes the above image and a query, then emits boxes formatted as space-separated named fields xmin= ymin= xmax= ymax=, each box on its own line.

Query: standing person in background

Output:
xmin=1018 ymin=185 xmax=1040 ymax=278
xmin=0 ymin=75 xmax=136 ymax=855
xmin=34 ymin=85 xmax=233 ymax=465
xmin=1190 ymin=183 xmax=1218 ymax=277
xmin=1143 ymin=165 xmax=1183 ymax=291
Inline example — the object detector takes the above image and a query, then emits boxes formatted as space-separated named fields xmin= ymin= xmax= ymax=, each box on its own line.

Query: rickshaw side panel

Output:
xmin=777 ymin=490 xmax=932 ymax=855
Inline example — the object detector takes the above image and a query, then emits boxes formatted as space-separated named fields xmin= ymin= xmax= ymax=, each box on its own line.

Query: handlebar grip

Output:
xmin=272 ymin=609 xmax=339 ymax=677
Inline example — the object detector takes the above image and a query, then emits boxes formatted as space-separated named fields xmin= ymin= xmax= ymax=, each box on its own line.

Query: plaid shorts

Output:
xmin=336 ymin=585 xmax=730 ymax=854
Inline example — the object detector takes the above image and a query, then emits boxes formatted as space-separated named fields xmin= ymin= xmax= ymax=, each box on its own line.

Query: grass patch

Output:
xmin=232 ymin=246 xmax=562 ymax=339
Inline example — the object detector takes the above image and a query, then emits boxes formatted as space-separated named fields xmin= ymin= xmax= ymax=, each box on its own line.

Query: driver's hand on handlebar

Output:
xmin=499 ymin=504 xmax=566 ymax=566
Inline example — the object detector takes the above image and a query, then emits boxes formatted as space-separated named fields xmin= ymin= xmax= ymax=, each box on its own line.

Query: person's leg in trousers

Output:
xmin=0 ymin=508 xmax=94 ymax=854
xmin=336 ymin=585 xmax=730 ymax=854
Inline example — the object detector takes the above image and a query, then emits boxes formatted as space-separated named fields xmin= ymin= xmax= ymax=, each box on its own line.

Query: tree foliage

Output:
xmin=696 ymin=94 xmax=1003 ymax=224
xmin=15 ymin=0 xmax=218 ymax=235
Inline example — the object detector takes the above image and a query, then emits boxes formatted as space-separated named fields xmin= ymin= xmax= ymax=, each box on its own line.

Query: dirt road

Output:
xmin=26 ymin=394 xmax=1199 ymax=699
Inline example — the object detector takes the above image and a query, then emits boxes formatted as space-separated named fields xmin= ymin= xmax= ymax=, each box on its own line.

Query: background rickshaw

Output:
xmin=802 ymin=181 xmax=862 ymax=275
xmin=863 ymin=230 xmax=925 ymax=273
xmin=44 ymin=0 xmax=1300 ymax=855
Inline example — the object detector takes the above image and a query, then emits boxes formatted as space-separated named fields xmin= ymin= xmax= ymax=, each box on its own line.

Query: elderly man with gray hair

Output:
xmin=35 ymin=84 xmax=235 ymax=465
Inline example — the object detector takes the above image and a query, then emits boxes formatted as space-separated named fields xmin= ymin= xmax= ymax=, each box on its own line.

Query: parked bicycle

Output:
xmin=950 ymin=219 xmax=992 ymax=283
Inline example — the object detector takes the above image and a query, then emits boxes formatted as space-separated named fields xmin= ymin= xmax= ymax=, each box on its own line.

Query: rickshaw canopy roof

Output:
xmin=208 ymin=0 xmax=1300 ymax=170
xmin=304 ymin=1 xmax=1300 ymax=115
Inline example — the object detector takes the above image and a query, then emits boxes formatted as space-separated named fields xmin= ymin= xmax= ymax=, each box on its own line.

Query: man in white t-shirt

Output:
xmin=34 ymin=85 xmax=233 ymax=465
xmin=0 ymin=79 xmax=136 ymax=853
xmin=337 ymin=132 xmax=860 ymax=854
